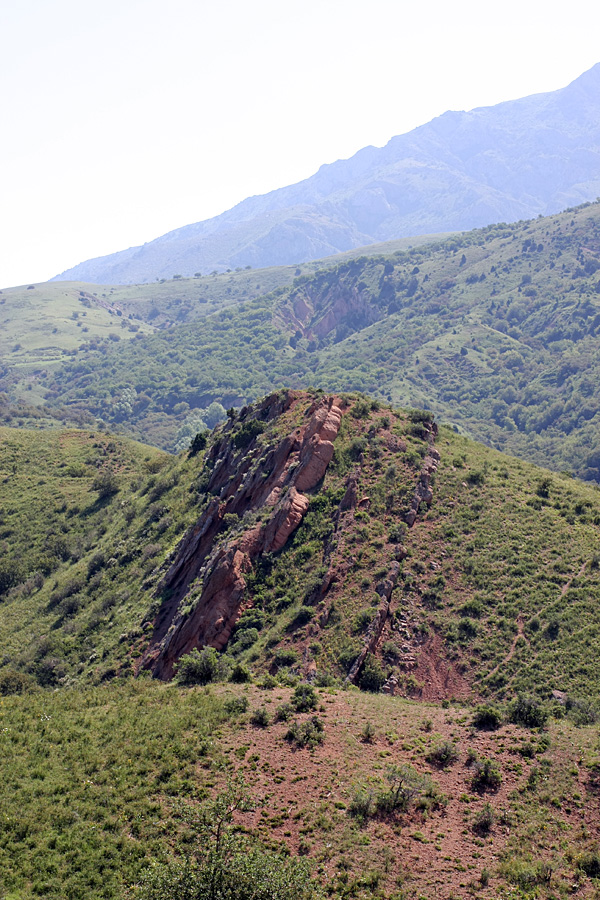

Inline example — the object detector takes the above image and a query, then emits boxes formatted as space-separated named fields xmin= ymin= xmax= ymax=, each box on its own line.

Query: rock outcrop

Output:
xmin=346 ymin=561 xmax=401 ymax=685
xmin=142 ymin=392 xmax=342 ymax=679
xmin=405 ymin=424 xmax=440 ymax=527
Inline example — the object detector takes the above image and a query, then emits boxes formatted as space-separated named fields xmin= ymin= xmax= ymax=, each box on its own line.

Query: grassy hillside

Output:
xmin=2 ymin=392 xmax=600 ymax=702
xmin=1 ymin=394 xmax=600 ymax=898
xmin=0 ymin=234 xmax=451 ymax=427
xmin=33 ymin=201 xmax=600 ymax=480
xmin=1 ymin=679 xmax=599 ymax=900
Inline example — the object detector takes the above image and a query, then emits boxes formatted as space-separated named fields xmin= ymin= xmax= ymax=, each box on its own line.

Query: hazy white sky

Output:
xmin=1 ymin=0 xmax=599 ymax=288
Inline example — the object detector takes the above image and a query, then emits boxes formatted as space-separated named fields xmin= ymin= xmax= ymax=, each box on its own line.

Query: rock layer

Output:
xmin=142 ymin=392 xmax=342 ymax=678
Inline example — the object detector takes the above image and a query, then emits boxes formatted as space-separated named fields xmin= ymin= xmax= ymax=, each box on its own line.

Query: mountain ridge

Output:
xmin=53 ymin=63 xmax=600 ymax=284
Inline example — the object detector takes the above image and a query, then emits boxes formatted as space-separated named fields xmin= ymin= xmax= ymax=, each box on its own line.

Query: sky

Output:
xmin=1 ymin=0 xmax=600 ymax=288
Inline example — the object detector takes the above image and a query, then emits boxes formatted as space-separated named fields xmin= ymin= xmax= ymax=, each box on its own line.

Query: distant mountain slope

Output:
xmin=54 ymin=64 xmax=600 ymax=284
xmin=40 ymin=201 xmax=600 ymax=479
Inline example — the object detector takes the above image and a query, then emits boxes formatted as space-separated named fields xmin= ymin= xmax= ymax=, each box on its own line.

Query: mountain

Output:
xmin=2 ymin=394 xmax=600 ymax=898
xmin=53 ymin=64 xmax=600 ymax=284
xmin=36 ymin=201 xmax=600 ymax=480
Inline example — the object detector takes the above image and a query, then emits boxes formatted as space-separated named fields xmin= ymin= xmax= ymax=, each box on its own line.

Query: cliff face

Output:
xmin=143 ymin=392 xmax=342 ymax=678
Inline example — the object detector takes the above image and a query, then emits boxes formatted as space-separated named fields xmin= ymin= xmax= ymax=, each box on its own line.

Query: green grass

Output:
xmin=0 ymin=680 xmax=231 ymax=899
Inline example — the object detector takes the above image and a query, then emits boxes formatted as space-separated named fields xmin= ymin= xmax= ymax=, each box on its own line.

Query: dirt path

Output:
xmin=486 ymin=615 xmax=528 ymax=682
xmin=560 ymin=560 xmax=587 ymax=597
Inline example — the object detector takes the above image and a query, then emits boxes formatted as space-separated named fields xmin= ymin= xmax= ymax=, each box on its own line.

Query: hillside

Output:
xmin=37 ymin=201 xmax=600 ymax=480
xmin=1 ymin=394 xmax=600 ymax=899
xmin=2 ymin=391 xmax=600 ymax=699
xmin=53 ymin=63 xmax=600 ymax=283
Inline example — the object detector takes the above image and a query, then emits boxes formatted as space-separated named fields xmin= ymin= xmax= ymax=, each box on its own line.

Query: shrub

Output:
xmin=291 ymin=684 xmax=318 ymax=712
xmin=188 ymin=431 xmax=208 ymax=457
xmin=376 ymin=764 xmax=433 ymax=815
xmin=426 ymin=740 xmax=459 ymax=768
xmin=473 ymin=802 xmax=495 ymax=835
xmin=466 ymin=470 xmax=485 ymax=486
xmin=176 ymin=647 xmax=230 ymax=685
xmin=285 ymin=716 xmax=324 ymax=749
xmin=510 ymin=694 xmax=548 ymax=729
xmin=0 ymin=667 xmax=36 ymax=696
xmin=223 ymin=696 xmax=249 ymax=716
xmin=92 ymin=470 xmax=119 ymax=498
xmin=351 ymin=399 xmax=371 ymax=419
xmin=471 ymin=758 xmax=502 ymax=792
xmin=230 ymin=662 xmax=251 ymax=684
xmin=290 ymin=606 xmax=314 ymax=628
xmin=275 ymin=702 xmax=294 ymax=722
xmin=358 ymin=656 xmax=386 ymax=692
xmin=565 ymin=695 xmax=598 ymax=725
xmin=353 ymin=608 xmax=375 ymax=632
xmin=274 ymin=648 xmax=298 ymax=669
xmin=136 ymin=778 xmax=317 ymax=900
xmin=250 ymin=706 xmax=270 ymax=728
xmin=233 ymin=420 xmax=265 ymax=450
xmin=472 ymin=704 xmax=503 ymax=730
xmin=0 ymin=560 xmax=25 ymax=597
xmin=230 ymin=627 xmax=259 ymax=655
xmin=576 ymin=852 xmax=600 ymax=878
xmin=349 ymin=787 xmax=375 ymax=822
xmin=361 ymin=721 xmax=376 ymax=743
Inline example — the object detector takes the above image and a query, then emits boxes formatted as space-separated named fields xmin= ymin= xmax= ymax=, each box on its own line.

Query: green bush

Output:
xmin=473 ymin=802 xmax=495 ymax=835
xmin=285 ymin=716 xmax=324 ymax=749
xmin=91 ymin=470 xmax=119 ymax=499
xmin=223 ymin=696 xmax=249 ymax=716
xmin=358 ymin=656 xmax=386 ymax=692
xmin=349 ymin=787 xmax=375 ymax=822
xmin=233 ymin=419 xmax=265 ymax=450
xmin=290 ymin=605 xmax=314 ymax=628
xmin=250 ymin=706 xmax=270 ymax=728
xmin=291 ymin=684 xmax=318 ymax=712
xmin=0 ymin=667 xmax=37 ymax=696
xmin=176 ymin=647 xmax=230 ymax=685
xmin=565 ymin=695 xmax=598 ymax=725
xmin=188 ymin=431 xmax=208 ymax=457
xmin=472 ymin=704 xmax=503 ymax=730
xmin=274 ymin=648 xmax=298 ymax=668
xmin=0 ymin=559 xmax=24 ymax=597
xmin=230 ymin=662 xmax=251 ymax=683
xmin=510 ymin=694 xmax=548 ymax=729
xmin=275 ymin=702 xmax=294 ymax=722
xmin=471 ymin=757 xmax=502 ymax=792
xmin=426 ymin=740 xmax=459 ymax=768
xmin=576 ymin=852 xmax=600 ymax=878
xmin=375 ymin=764 xmax=434 ymax=815
xmin=136 ymin=777 xmax=317 ymax=899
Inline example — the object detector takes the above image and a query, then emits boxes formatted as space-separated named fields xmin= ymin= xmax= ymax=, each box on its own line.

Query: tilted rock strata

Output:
xmin=405 ymin=424 xmax=440 ymax=527
xmin=143 ymin=393 xmax=342 ymax=679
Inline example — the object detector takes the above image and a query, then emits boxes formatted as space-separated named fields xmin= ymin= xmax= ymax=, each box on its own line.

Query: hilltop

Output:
xmin=2 ymin=390 xmax=600 ymax=701
xmin=53 ymin=64 xmax=600 ymax=283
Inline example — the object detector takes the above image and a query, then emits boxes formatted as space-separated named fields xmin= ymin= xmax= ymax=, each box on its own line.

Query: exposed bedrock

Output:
xmin=143 ymin=393 xmax=342 ymax=679
xmin=405 ymin=425 xmax=440 ymax=527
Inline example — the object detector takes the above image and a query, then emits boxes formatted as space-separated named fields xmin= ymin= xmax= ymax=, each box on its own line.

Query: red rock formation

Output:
xmin=142 ymin=392 xmax=343 ymax=679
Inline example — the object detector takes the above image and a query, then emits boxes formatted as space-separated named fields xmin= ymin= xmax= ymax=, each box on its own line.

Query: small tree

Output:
xmin=92 ymin=470 xmax=119 ymax=499
xmin=135 ymin=777 xmax=318 ymax=899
